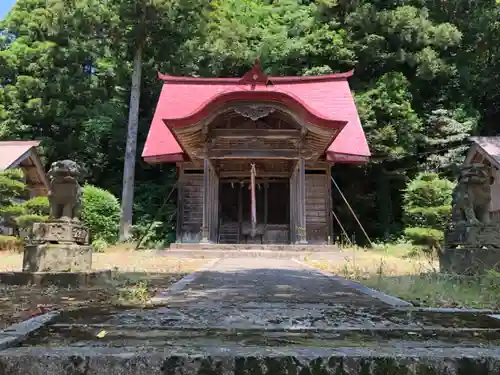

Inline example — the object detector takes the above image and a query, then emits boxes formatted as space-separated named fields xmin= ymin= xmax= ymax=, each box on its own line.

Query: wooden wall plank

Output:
xmin=305 ymin=171 xmax=328 ymax=244
xmin=180 ymin=172 xmax=203 ymax=243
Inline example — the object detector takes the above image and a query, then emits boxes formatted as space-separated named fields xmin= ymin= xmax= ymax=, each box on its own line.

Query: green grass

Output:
xmin=308 ymin=243 xmax=500 ymax=309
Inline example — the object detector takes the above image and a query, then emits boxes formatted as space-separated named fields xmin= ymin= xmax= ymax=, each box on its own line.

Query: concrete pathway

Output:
xmin=161 ymin=257 xmax=387 ymax=307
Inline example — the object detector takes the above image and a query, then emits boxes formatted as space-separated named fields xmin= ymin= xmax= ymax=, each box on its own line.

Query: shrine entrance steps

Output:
xmin=3 ymin=258 xmax=500 ymax=374
xmin=165 ymin=243 xmax=341 ymax=259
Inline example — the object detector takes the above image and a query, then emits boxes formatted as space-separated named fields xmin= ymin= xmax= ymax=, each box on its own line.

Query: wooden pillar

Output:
xmin=297 ymin=158 xmax=307 ymax=244
xmin=290 ymin=166 xmax=297 ymax=244
xmin=213 ymin=167 xmax=219 ymax=242
xmin=238 ymin=183 xmax=243 ymax=243
xmin=213 ymin=172 xmax=219 ymax=242
xmin=209 ymin=166 xmax=213 ymax=242
xmin=264 ymin=182 xmax=268 ymax=226
xmin=201 ymin=158 xmax=210 ymax=243
xmin=208 ymin=166 xmax=214 ymax=242
xmin=209 ymin=163 xmax=213 ymax=241
xmin=176 ymin=165 xmax=184 ymax=243
xmin=210 ymin=164 xmax=217 ymax=242
xmin=326 ymin=166 xmax=333 ymax=244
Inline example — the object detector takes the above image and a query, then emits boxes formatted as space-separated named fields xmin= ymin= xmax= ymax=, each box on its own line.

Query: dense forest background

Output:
xmin=0 ymin=0 xmax=499 ymax=245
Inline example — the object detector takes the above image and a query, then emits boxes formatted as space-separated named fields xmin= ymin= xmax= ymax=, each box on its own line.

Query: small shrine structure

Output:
xmin=142 ymin=61 xmax=370 ymax=244
xmin=464 ymin=136 xmax=500 ymax=221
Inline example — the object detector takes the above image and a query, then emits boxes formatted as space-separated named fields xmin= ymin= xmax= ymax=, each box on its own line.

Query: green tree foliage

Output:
xmin=356 ymin=72 xmax=422 ymax=158
xmin=0 ymin=0 xmax=499 ymax=244
xmin=16 ymin=196 xmax=49 ymax=229
xmin=131 ymin=172 xmax=177 ymax=248
xmin=0 ymin=169 xmax=28 ymax=230
xmin=403 ymin=172 xmax=454 ymax=250
xmin=0 ymin=169 xmax=48 ymax=232
xmin=81 ymin=185 xmax=121 ymax=245
xmin=199 ymin=0 xmax=354 ymax=76
xmin=421 ymin=108 xmax=478 ymax=173
xmin=21 ymin=195 xmax=49 ymax=216
xmin=0 ymin=169 xmax=25 ymax=207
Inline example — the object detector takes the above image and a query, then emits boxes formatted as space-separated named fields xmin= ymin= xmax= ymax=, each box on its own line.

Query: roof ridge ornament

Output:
xmin=239 ymin=58 xmax=271 ymax=86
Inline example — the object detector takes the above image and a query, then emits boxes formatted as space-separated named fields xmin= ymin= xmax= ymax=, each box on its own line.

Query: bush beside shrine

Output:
xmin=402 ymin=172 xmax=454 ymax=252
xmin=0 ymin=235 xmax=22 ymax=252
xmin=0 ymin=169 xmax=48 ymax=237
xmin=81 ymin=185 xmax=120 ymax=246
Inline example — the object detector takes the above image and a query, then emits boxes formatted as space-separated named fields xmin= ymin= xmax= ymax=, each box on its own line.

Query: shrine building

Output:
xmin=142 ymin=61 xmax=370 ymax=245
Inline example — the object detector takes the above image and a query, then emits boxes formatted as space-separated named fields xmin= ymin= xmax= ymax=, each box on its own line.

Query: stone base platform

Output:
xmin=163 ymin=244 xmax=342 ymax=259
xmin=160 ymin=249 xmax=346 ymax=260
xmin=0 ymin=270 xmax=111 ymax=287
xmin=169 ymin=243 xmax=340 ymax=251
xmin=445 ymin=222 xmax=500 ymax=248
xmin=23 ymin=243 xmax=92 ymax=272
xmin=439 ymin=247 xmax=500 ymax=275
xmin=0 ymin=345 xmax=499 ymax=374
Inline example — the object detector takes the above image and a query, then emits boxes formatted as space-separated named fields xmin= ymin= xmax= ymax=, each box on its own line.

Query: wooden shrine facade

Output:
xmin=142 ymin=61 xmax=371 ymax=244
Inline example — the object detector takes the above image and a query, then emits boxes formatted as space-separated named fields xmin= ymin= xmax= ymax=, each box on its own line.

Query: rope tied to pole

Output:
xmin=331 ymin=175 xmax=373 ymax=247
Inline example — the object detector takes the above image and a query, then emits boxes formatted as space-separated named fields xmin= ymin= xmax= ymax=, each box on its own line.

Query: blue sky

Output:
xmin=0 ymin=0 xmax=16 ymax=20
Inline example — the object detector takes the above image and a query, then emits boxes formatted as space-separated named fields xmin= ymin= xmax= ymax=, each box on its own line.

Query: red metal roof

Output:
xmin=0 ymin=141 xmax=41 ymax=170
xmin=142 ymin=62 xmax=370 ymax=164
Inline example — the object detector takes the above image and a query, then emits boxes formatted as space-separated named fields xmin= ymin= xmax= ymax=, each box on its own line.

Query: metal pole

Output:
xmin=331 ymin=176 xmax=373 ymax=247
xmin=331 ymin=209 xmax=353 ymax=247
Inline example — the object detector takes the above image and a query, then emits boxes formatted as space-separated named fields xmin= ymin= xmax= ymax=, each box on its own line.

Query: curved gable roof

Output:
xmin=142 ymin=61 xmax=370 ymax=164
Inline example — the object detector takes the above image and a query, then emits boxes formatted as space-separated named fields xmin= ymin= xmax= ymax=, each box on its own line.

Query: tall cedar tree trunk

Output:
xmin=119 ymin=43 xmax=143 ymax=241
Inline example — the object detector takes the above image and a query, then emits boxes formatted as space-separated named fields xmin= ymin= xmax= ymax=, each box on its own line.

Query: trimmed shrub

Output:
xmin=0 ymin=204 xmax=25 ymax=217
xmin=0 ymin=235 xmax=22 ymax=252
xmin=404 ymin=227 xmax=444 ymax=250
xmin=81 ymin=185 xmax=120 ymax=244
xmin=0 ymin=169 xmax=26 ymax=207
xmin=403 ymin=172 xmax=454 ymax=251
xmin=22 ymin=196 xmax=49 ymax=216
xmin=16 ymin=214 xmax=48 ymax=229
xmin=403 ymin=205 xmax=451 ymax=229
xmin=91 ymin=238 xmax=108 ymax=253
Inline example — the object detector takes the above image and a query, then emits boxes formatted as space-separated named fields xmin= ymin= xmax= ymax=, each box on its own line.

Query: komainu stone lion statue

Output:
xmin=450 ymin=163 xmax=494 ymax=225
xmin=47 ymin=160 xmax=83 ymax=222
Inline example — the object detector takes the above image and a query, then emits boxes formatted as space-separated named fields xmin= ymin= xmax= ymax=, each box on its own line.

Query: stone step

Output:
xmin=3 ymin=346 xmax=500 ymax=374
xmin=169 ymin=243 xmax=340 ymax=251
xmin=158 ymin=249 xmax=344 ymax=259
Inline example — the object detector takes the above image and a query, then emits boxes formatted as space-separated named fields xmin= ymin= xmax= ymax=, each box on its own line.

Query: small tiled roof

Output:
xmin=469 ymin=136 xmax=500 ymax=167
xmin=0 ymin=141 xmax=41 ymax=170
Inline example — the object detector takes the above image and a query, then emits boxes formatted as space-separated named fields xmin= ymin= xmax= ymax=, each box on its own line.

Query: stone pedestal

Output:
xmin=439 ymin=247 xmax=500 ymax=275
xmin=0 ymin=219 xmax=107 ymax=286
xmin=22 ymin=243 xmax=92 ymax=272
xmin=30 ymin=221 xmax=89 ymax=245
xmin=21 ymin=220 xmax=92 ymax=273
xmin=440 ymin=223 xmax=500 ymax=275
xmin=445 ymin=223 xmax=500 ymax=249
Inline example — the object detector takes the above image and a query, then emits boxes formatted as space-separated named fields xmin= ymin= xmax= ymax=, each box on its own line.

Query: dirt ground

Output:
xmin=0 ymin=251 xmax=208 ymax=328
